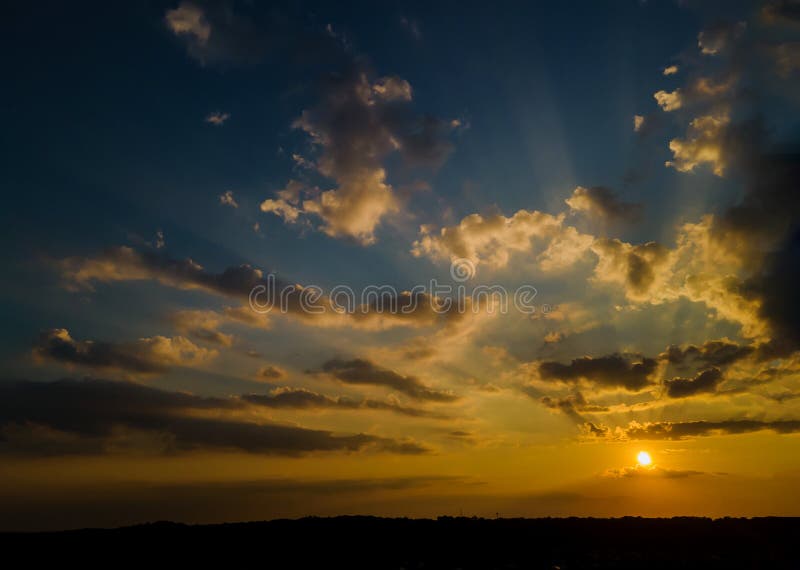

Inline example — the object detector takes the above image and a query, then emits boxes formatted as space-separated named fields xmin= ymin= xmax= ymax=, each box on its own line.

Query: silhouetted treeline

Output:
xmin=2 ymin=516 xmax=799 ymax=568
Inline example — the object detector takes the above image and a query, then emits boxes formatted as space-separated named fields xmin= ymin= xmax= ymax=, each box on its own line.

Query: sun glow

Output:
xmin=637 ymin=451 xmax=653 ymax=467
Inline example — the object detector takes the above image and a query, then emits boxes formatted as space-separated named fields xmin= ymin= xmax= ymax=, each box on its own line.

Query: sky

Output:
xmin=2 ymin=0 xmax=800 ymax=530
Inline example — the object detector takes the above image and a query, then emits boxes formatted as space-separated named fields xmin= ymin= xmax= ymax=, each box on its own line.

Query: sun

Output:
xmin=637 ymin=451 xmax=653 ymax=467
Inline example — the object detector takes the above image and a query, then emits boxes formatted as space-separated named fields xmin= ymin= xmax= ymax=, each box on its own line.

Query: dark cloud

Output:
xmin=697 ymin=21 xmax=747 ymax=56
xmin=60 ymin=246 xmax=466 ymax=330
xmin=318 ymin=358 xmax=458 ymax=402
xmin=750 ymin=225 xmax=800 ymax=355
xmin=566 ymin=186 xmax=643 ymax=223
xmin=33 ymin=329 xmax=214 ymax=374
xmin=659 ymin=23 xmax=800 ymax=356
xmin=0 ymin=378 xmax=428 ymax=456
xmin=661 ymin=339 xmax=753 ymax=369
xmin=164 ymin=1 xmax=268 ymax=65
xmin=664 ymin=367 xmax=724 ymax=398
xmin=164 ymin=1 xmax=346 ymax=67
xmin=243 ymin=387 xmax=450 ymax=419
xmin=539 ymin=391 xmax=609 ymax=423
xmin=762 ymin=1 xmax=800 ymax=26
xmin=258 ymin=365 xmax=287 ymax=380
xmin=262 ymin=65 xmax=458 ymax=244
xmin=591 ymin=238 xmax=670 ymax=298
xmin=622 ymin=419 xmax=800 ymax=440
xmin=538 ymin=353 xmax=658 ymax=391
xmin=61 ymin=246 xmax=267 ymax=298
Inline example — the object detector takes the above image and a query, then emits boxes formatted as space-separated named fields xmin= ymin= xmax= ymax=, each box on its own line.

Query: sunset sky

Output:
xmin=3 ymin=0 xmax=800 ymax=530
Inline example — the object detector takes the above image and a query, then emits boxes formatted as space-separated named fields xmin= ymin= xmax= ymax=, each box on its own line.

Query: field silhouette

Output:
xmin=2 ymin=516 xmax=799 ymax=568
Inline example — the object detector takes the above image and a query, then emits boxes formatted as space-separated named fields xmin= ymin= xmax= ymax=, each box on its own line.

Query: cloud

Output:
xmin=400 ymin=17 xmax=422 ymax=40
xmin=617 ymin=419 xmax=800 ymax=440
xmin=261 ymin=67 xmax=457 ymax=245
xmin=769 ymin=42 xmax=800 ymax=77
xmin=590 ymin=238 xmax=671 ymax=301
xmin=538 ymin=353 xmax=658 ymax=391
xmin=170 ymin=310 xmax=234 ymax=347
xmin=539 ymin=391 xmax=609 ymax=423
xmin=666 ymin=113 xmax=732 ymax=176
xmin=165 ymin=2 xmax=210 ymax=45
xmin=59 ymin=246 xmax=469 ymax=332
xmin=205 ymin=111 xmax=230 ymax=126
xmin=33 ymin=329 xmax=216 ymax=374
xmin=257 ymin=365 xmax=287 ymax=380
xmin=565 ymin=186 xmax=642 ymax=223
xmin=0 ymin=378 xmax=428 ymax=456
xmin=654 ymin=77 xmax=734 ymax=113
xmin=633 ymin=114 xmax=645 ymax=132
xmin=698 ymin=21 xmax=747 ymax=56
xmin=762 ymin=1 xmax=800 ymax=26
xmin=219 ymin=190 xmax=238 ymax=208
xmin=663 ymin=65 xmax=679 ymax=76
xmin=164 ymin=1 xmax=268 ymax=65
xmin=664 ymin=367 xmax=724 ymax=398
xmin=318 ymin=358 xmax=458 ymax=402
xmin=661 ymin=339 xmax=754 ymax=369
xmin=242 ymin=387 xmax=450 ymax=419
xmin=602 ymin=465 xmax=706 ymax=479
xmin=260 ymin=180 xmax=302 ymax=222
xmin=371 ymin=76 xmax=413 ymax=101
xmin=412 ymin=209 xmax=592 ymax=269
xmin=654 ymin=89 xmax=683 ymax=111
xmin=60 ymin=246 xmax=265 ymax=297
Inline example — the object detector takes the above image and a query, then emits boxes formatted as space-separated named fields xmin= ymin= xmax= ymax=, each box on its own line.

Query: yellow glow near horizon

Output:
xmin=637 ymin=451 xmax=653 ymax=467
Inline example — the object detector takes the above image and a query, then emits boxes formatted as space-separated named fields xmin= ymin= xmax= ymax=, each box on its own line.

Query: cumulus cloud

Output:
xmin=663 ymin=65 xmax=679 ymax=76
xmin=0 ymin=378 xmax=427 ymax=456
xmin=590 ymin=239 xmax=671 ymax=301
xmin=654 ymin=89 xmax=684 ymax=112
xmin=33 ymin=329 xmax=216 ymax=374
xmin=633 ymin=114 xmax=645 ymax=132
xmin=412 ymin=209 xmax=592 ymax=269
xmin=261 ymin=68 xmax=457 ymax=245
xmin=666 ymin=113 xmax=732 ymax=176
xmin=654 ymin=77 xmax=734 ymax=113
xmin=565 ymin=186 xmax=642 ymax=224
xmin=538 ymin=353 xmax=659 ymax=392
xmin=318 ymin=358 xmax=458 ymax=402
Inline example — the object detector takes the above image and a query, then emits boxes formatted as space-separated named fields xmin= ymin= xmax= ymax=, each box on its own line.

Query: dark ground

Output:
xmin=2 ymin=516 xmax=799 ymax=568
